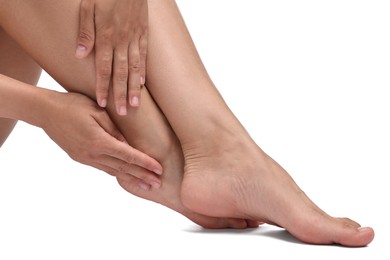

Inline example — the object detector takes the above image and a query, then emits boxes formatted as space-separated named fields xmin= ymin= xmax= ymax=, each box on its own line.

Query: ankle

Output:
xmin=182 ymin=124 xmax=253 ymax=161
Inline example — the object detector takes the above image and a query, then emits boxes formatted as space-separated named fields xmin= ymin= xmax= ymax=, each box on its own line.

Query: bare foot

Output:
xmin=113 ymin=89 xmax=260 ymax=229
xmin=116 ymin=146 xmax=260 ymax=229
xmin=180 ymin=130 xmax=375 ymax=246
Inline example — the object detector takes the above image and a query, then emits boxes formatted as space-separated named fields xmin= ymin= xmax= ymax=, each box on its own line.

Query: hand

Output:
xmin=75 ymin=0 xmax=148 ymax=115
xmin=42 ymin=92 xmax=162 ymax=189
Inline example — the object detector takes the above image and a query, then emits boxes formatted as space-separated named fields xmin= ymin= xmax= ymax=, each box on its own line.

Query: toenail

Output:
xmin=357 ymin=227 xmax=372 ymax=232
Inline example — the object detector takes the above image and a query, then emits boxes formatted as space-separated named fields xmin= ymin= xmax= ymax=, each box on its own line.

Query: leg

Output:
xmin=143 ymin=1 xmax=374 ymax=246
xmin=0 ymin=0 xmax=374 ymax=245
xmin=0 ymin=0 xmax=252 ymax=229
xmin=0 ymin=28 xmax=42 ymax=147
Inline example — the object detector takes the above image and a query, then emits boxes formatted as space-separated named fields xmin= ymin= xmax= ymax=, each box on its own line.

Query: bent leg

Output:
xmin=0 ymin=0 xmax=374 ymax=245
xmin=144 ymin=0 xmax=374 ymax=246
xmin=0 ymin=0 xmax=252 ymax=228
xmin=0 ymin=28 xmax=42 ymax=147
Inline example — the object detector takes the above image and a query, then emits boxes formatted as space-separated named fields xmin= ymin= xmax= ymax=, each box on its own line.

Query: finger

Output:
xmin=93 ymin=162 xmax=128 ymax=179
xmin=100 ymin=156 xmax=161 ymax=188
xmin=128 ymin=41 xmax=142 ymax=108
xmin=76 ymin=0 xmax=95 ymax=59
xmin=113 ymin=46 xmax=129 ymax=116
xmin=93 ymin=110 xmax=127 ymax=143
xmin=105 ymin=140 xmax=163 ymax=176
xmin=94 ymin=117 xmax=163 ymax=180
xmin=95 ymin=37 xmax=113 ymax=108
xmin=139 ymin=32 xmax=148 ymax=86
xmin=117 ymin=175 xmax=151 ymax=193
xmin=99 ymin=164 xmax=152 ymax=191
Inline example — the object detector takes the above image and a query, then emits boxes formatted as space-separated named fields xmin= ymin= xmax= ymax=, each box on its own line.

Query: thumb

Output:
xmin=96 ymin=112 xmax=127 ymax=143
xmin=76 ymin=0 xmax=95 ymax=59
xmin=95 ymin=112 xmax=163 ymax=175
xmin=95 ymin=113 xmax=163 ymax=175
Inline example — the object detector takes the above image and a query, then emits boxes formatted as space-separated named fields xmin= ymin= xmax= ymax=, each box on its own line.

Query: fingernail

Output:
xmin=138 ymin=182 xmax=150 ymax=191
xmin=75 ymin=45 xmax=87 ymax=59
xmin=119 ymin=106 xmax=127 ymax=116
xmin=130 ymin=96 xmax=139 ymax=107
xmin=150 ymin=181 xmax=161 ymax=189
xmin=140 ymin=77 xmax=145 ymax=85
xmin=154 ymin=168 xmax=162 ymax=175
xmin=99 ymin=98 xmax=107 ymax=108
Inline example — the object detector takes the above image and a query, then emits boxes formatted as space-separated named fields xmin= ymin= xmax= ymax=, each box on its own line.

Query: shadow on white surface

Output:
xmin=184 ymin=224 xmax=305 ymax=245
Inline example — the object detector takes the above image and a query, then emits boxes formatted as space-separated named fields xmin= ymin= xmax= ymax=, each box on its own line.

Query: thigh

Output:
xmin=0 ymin=0 xmax=169 ymax=148
xmin=0 ymin=0 xmax=95 ymax=97
xmin=0 ymin=27 xmax=42 ymax=147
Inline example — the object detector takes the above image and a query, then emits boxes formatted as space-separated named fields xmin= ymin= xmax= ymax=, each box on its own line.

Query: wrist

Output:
xmin=28 ymin=88 xmax=62 ymax=129
xmin=0 ymin=74 xmax=59 ymax=128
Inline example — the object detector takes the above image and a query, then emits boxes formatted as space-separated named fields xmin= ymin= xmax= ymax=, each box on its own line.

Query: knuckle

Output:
xmin=97 ymin=65 xmax=112 ymax=80
xmin=100 ymin=51 xmax=113 ymax=63
xmin=78 ymin=30 xmax=94 ymax=42
xmin=129 ymin=60 xmax=141 ymax=72
xmin=125 ymin=152 xmax=135 ymax=165
xmin=98 ymin=70 xmax=111 ymax=80
xmin=130 ymin=84 xmax=141 ymax=91
xmin=114 ymin=55 xmax=129 ymax=82
xmin=117 ymin=162 xmax=134 ymax=174
xmin=116 ymin=53 xmax=128 ymax=63
xmin=115 ymin=68 xmax=128 ymax=82
xmin=117 ymin=162 xmax=130 ymax=173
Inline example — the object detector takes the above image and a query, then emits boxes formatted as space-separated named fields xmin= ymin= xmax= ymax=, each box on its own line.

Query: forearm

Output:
xmin=0 ymin=74 xmax=54 ymax=128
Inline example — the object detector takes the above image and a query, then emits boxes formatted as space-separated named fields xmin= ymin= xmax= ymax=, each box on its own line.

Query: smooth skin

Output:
xmin=0 ymin=0 xmax=374 ymax=246
xmin=0 ymin=28 xmax=41 ymax=147
xmin=0 ymin=28 xmax=162 ymax=186
xmin=76 ymin=0 xmax=148 ymax=113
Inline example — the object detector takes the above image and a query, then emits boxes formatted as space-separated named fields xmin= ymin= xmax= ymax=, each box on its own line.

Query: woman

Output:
xmin=0 ymin=0 xmax=374 ymax=246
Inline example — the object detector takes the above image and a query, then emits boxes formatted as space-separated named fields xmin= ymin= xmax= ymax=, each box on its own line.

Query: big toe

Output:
xmin=289 ymin=216 xmax=375 ymax=247
xmin=333 ymin=225 xmax=375 ymax=247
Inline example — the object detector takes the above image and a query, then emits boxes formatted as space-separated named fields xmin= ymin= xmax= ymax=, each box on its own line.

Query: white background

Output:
xmin=1 ymin=0 xmax=389 ymax=259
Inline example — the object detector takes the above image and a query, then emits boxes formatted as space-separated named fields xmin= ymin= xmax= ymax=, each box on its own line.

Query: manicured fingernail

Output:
xmin=119 ymin=106 xmax=127 ymax=116
xmin=75 ymin=45 xmax=87 ymax=59
xmin=131 ymin=96 xmax=139 ymax=107
xmin=154 ymin=168 xmax=162 ymax=175
xmin=150 ymin=181 xmax=161 ymax=189
xmin=140 ymin=77 xmax=145 ymax=85
xmin=99 ymin=98 xmax=107 ymax=108
xmin=138 ymin=182 xmax=150 ymax=191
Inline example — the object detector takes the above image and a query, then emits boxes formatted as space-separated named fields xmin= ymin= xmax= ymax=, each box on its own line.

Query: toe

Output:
xmin=332 ymin=224 xmax=375 ymax=247
xmin=288 ymin=214 xmax=375 ymax=247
